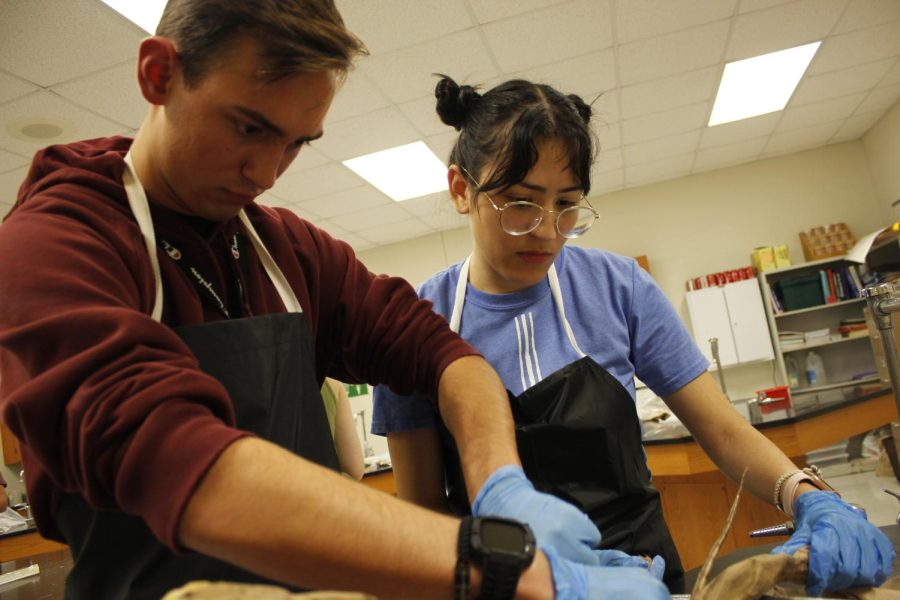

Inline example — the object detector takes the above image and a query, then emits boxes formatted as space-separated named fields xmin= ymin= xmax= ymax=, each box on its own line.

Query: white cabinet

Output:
xmin=686 ymin=278 xmax=775 ymax=367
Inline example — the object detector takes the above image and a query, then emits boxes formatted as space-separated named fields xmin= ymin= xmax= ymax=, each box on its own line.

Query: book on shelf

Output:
xmin=778 ymin=330 xmax=805 ymax=347
xmin=804 ymin=328 xmax=831 ymax=342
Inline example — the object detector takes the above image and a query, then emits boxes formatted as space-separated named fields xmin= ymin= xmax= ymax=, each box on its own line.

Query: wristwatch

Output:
xmin=456 ymin=516 xmax=536 ymax=600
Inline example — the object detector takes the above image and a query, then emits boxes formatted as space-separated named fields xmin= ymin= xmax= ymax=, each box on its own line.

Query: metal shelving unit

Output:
xmin=758 ymin=256 xmax=877 ymax=400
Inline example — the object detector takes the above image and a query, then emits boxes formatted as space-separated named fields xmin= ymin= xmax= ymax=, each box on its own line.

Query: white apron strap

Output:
xmin=450 ymin=254 xmax=585 ymax=357
xmin=122 ymin=151 xmax=301 ymax=320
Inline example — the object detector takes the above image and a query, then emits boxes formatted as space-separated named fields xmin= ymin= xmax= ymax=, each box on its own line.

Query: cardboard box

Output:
xmin=773 ymin=244 xmax=791 ymax=268
xmin=751 ymin=246 xmax=776 ymax=272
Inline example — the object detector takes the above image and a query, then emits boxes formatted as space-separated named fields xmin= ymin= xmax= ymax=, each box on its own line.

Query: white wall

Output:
xmin=862 ymin=100 xmax=900 ymax=223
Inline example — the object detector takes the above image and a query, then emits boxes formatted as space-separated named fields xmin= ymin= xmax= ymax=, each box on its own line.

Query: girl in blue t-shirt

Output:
xmin=374 ymin=75 xmax=891 ymax=595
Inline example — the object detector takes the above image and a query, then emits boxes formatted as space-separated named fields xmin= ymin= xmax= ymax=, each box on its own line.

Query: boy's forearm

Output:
xmin=437 ymin=355 xmax=521 ymax=504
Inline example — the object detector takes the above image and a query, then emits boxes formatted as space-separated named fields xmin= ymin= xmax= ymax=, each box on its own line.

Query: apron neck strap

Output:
xmin=121 ymin=151 xmax=302 ymax=320
xmin=450 ymin=253 xmax=586 ymax=357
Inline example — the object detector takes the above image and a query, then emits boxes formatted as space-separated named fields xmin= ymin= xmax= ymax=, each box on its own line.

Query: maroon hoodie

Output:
xmin=0 ymin=136 xmax=474 ymax=549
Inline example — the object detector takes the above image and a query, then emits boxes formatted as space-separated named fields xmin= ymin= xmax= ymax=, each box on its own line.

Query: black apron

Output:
xmin=439 ymin=257 xmax=683 ymax=583
xmin=55 ymin=154 xmax=339 ymax=599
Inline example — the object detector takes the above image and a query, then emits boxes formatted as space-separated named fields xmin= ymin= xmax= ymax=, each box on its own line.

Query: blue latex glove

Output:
xmin=597 ymin=549 xmax=667 ymax=581
xmin=545 ymin=546 xmax=672 ymax=600
xmin=475 ymin=465 xmax=663 ymax=574
xmin=474 ymin=465 xmax=601 ymax=564
xmin=771 ymin=491 xmax=894 ymax=596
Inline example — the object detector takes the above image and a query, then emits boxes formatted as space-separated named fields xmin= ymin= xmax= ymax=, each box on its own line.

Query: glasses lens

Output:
xmin=500 ymin=202 xmax=544 ymax=235
xmin=558 ymin=207 xmax=597 ymax=238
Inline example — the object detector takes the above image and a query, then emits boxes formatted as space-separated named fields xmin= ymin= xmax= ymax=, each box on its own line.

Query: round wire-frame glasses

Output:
xmin=461 ymin=167 xmax=599 ymax=239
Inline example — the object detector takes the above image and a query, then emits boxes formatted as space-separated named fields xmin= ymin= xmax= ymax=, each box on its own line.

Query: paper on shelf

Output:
xmin=846 ymin=223 xmax=895 ymax=263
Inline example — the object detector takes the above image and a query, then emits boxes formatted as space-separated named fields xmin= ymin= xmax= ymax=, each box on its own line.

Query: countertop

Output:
xmin=644 ymin=385 xmax=892 ymax=445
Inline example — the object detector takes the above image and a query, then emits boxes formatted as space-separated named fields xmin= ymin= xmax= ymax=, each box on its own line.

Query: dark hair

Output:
xmin=156 ymin=0 xmax=368 ymax=88
xmin=434 ymin=75 xmax=596 ymax=195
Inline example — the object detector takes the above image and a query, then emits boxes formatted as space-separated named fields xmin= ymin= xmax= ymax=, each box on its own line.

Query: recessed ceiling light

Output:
xmin=6 ymin=118 xmax=76 ymax=143
xmin=343 ymin=141 xmax=447 ymax=202
xmin=98 ymin=0 xmax=166 ymax=33
xmin=708 ymin=41 xmax=821 ymax=127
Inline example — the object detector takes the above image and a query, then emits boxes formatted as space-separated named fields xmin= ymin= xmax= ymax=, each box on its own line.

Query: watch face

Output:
xmin=481 ymin=520 xmax=529 ymax=553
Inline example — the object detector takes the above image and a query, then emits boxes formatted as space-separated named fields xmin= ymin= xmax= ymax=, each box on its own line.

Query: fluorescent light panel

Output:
xmin=708 ymin=41 xmax=821 ymax=127
xmin=99 ymin=0 xmax=166 ymax=33
xmin=343 ymin=142 xmax=447 ymax=202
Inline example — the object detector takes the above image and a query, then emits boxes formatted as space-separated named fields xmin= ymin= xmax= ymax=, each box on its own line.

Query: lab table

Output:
xmin=645 ymin=387 xmax=898 ymax=570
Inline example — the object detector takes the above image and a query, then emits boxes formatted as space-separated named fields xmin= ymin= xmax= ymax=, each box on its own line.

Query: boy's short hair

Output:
xmin=156 ymin=0 xmax=367 ymax=87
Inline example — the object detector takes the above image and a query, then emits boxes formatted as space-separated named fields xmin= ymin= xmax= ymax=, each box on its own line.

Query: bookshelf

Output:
xmin=758 ymin=256 xmax=879 ymax=403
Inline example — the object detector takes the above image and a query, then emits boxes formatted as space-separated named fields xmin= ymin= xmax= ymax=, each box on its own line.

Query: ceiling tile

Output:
xmin=327 ymin=70 xmax=392 ymax=124
xmin=595 ymin=148 xmax=623 ymax=173
xmin=354 ymin=217 xmax=435 ymax=245
xmin=338 ymin=202 xmax=415 ymax=231
xmin=699 ymin=112 xmax=780 ymax=148
xmin=624 ymin=130 xmax=702 ymax=166
xmin=425 ymin=131 xmax=459 ymax=165
xmin=0 ymin=70 xmax=38 ymax=105
xmin=269 ymin=162 xmax=366 ymax=205
xmin=618 ymin=21 xmax=730 ymax=86
xmin=624 ymin=153 xmax=694 ymax=186
xmin=791 ymin=58 xmax=895 ymax=106
xmin=621 ymin=102 xmax=709 ymax=145
xmin=596 ymin=116 xmax=622 ymax=150
xmin=856 ymin=83 xmax=900 ymax=113
xmin=513 ymin=49 xmax=618 ymax=101
xmin=398 ymin=192 xmax=454 ymax=218
xmin=283 ymin=146 xmax=332 ymax=175
xmin=281 ymin=202 xmax=324 ymax=223
xmin=0 ymin=90 xmax=129 ymax=157
xmin=257 ymin=192 xmax=292 ymax=209
xmin=762 ymin=120 xmax=843 ymax=156
xmin=591 ymin=167 xmax=624 ymax=196
xmin=620 ymin=67 xmax=719 ymax=120
xmin=614 ymin=0 xmax=738 ymax=44
xmin=398 ymin=96 xmax=450 ymax=138
xmin=336 ymin=0 xmax=473 ymax=55
xmin=833 ymin=0 xmax=900 ymax=35
xmin=809 ymin=21 xmax=900 ymax=75
xmin=778 ymin=92 xmax=866 ymax=131
xmin=312 ymin=107 xmax=420 ymax=161
xmin=481 ymin=0 xmax=613 ymax=72
xmin=51 ymin=60 xmax=146 ymax=129
xmin=831 ymin=110 xmax=885 ymax=141
xmin=359 ymin=29 xmax=499 ymax=104
xmin=466 ymin=0 xmax=570 ymax=24
xmin=417 ymin=210 xmax=469 ymax=232
xmin=0 ymin=0 xmax=142 ymax=87
xmin=693 ymin=136 xmax=768 ymax=172
xmin=0 ymin=148 xmax=30 ymax=174
xmin=296 ymin=186 xmax=392 ymax=220
xmin=739 ymin=0 xmax=798 ymax=12
xmin=881 ymin=59 xmax=900 ymax=85
xmin=726 ymin=0 xmax=847 ymax=61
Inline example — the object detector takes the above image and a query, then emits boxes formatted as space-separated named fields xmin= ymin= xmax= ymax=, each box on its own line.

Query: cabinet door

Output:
xmin=686 ymin=287 xmax=738 ymax=366
xmin=724 ymin=279 xmax=775 ymax=363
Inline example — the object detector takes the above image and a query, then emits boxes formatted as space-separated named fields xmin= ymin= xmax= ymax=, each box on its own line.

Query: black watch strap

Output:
xmin=479 ymin=557 xmax=522 ymax=600
xmin=455 ymin=516 xmax=473 ymax=600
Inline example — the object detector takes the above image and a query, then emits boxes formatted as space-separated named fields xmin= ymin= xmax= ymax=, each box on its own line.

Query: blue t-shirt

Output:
xmin=372 ymin=245 xmax=708 ymax=434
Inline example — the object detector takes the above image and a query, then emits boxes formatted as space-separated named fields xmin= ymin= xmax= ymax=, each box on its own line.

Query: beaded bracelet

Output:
xmin=773 ymin=469 xmax=801 ymax=510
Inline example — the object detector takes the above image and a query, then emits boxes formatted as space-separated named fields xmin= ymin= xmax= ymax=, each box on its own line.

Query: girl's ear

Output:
xmin=136 ymin=36 xmax=180 ymax=105
xmin=448 ymin=165 xmax=473 ymax=215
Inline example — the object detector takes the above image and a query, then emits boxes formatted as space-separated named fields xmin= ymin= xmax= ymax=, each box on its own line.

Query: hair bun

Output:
xmin=434 ymin=74 xmax=481 ymax=131
xmin=567 ymin=94 xmax=592 ymax=124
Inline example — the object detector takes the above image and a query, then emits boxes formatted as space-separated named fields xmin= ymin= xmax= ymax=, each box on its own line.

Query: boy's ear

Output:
xmin=136 ymin=36 xmax=180 ymax=105
xmin=448 ymin=166 xmax=472 ymax=215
